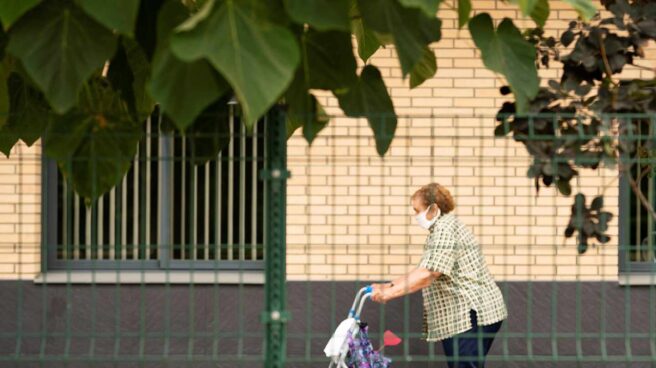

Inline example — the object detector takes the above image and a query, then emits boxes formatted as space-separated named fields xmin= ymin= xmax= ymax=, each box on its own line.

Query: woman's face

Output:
xmin=411 ymin=196 xmax=439 ymax=220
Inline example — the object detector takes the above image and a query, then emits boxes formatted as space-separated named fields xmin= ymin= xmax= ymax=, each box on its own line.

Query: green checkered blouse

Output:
xmin=418 ymin=213 xmax=507 ymax=341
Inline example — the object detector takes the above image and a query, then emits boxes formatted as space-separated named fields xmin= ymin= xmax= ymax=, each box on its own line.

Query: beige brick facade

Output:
xmin=0 ymin=1 xmax=653 ymax=282
xmin=0 ymin=142 xmax=41 ymax=279
xmin=286 ymin=1 xmax=656 ymax=282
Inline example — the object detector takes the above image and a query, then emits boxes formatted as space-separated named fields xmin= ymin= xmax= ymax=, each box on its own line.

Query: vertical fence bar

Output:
xmin=204 ymin=162 xmax=210 ymax=261
xmin=216 ymin=149 xmax=222 ymax=261
xmin=181 ymin=139 xmax=186 ymax=260
xmin=190 ymin=164 xmax=197 ymax=260
xmin=635 ymin=120 xmax=642 ymax=263
xmin=139 ymin=124 xmax=147 ymax=261
xmin=228 ymin=110 xmax=235 ymax=260
xmin=74 ymin=194 xmax=80 ymax=259
xmin=109 ymin=189 xmax=115 ymax=260
xmin=97 ymin=196 xmax=104 ymax=259
xmin=133 ymin=145 xmax=139 ymax=259
xmin=262 ymin=106 xmax=288 ymax=368
xmin=649 ymin=121 xmax=655 ymax=262
xmin=252 ymin=123 xmax=258 ymax=261
xmin=115 ymin=180 xmax=123 ymax=261
xmin=240 ymin=122 xmax=246 ymax=261
xmin=121 ymin=176 xmax=127 ymax=260
xmin=158 ymin=126 xmax=172 ymax=267
xmin=90 ymin=201 xmax=98 ymax=260
xmin=146 ymin=117 xmax=152 ymax=259
xmin=61 ymin=179 xmax=67 ymax=260
xmin=85 ymin=205 xmax=91 ymax=259
xmin=65 ymin=179 xmax=73 ymax=261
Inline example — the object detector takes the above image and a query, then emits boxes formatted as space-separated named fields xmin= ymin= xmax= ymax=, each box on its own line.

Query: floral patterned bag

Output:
xmin=345 ymin=323 xmax=392 ymax=368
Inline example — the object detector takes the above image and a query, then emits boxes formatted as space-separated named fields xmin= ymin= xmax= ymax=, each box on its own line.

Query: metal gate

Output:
xmin=22 ymin=105 xmax=291 ymax=367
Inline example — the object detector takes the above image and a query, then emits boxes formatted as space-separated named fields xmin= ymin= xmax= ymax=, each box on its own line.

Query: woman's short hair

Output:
xmin=411 ymin=183 xmax=455 ymax=214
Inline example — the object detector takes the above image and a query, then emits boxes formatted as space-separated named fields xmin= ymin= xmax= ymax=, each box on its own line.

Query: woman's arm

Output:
xmin=371 ymin=275 xmax=405 ymax=292
xmin=371 ymin=267 xmax=441 ymax=303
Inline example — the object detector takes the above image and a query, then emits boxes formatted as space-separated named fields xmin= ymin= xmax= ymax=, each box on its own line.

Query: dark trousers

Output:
xmin=441 ymin=310 xmax=503 ymax=368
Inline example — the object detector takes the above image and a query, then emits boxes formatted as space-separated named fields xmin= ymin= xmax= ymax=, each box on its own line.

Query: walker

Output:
xmin=324 ymin=286 xmax=395 ymax=368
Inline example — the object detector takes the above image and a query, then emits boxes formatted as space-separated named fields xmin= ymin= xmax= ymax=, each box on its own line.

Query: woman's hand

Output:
xmin=370 ymin=288 xmax=387 ymax=304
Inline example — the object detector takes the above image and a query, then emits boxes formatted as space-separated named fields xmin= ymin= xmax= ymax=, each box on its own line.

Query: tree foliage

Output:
xmin=496 ymin=0 xmax=656 ymax=253
xmin=6 ymin=0 xmax=646 ymax=254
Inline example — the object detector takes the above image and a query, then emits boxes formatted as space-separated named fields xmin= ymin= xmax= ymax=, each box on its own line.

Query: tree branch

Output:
xmin=599 ymin=33 xmax=619 ymax=87
xmin=627 ymin=63 xmax=656 ymax=72
xmin=622 ymin=165 xmax=656 ymax=220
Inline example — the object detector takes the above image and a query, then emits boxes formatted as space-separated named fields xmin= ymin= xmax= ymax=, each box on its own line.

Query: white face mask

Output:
xmin=415 ymin=204 xmax=440 ymax=230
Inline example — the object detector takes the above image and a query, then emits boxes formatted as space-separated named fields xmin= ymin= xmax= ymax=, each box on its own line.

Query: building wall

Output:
xmin=0 ymin=142 xmax=40 ymax=279
xmin=285 ymin=0 xmax=655 ymax=281
xmin=0 ymin=1 xmax=654 ymax=281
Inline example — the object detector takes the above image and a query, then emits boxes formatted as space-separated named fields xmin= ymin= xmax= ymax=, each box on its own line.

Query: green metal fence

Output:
xmin=1 ymin=111 xmax=656 ymax=367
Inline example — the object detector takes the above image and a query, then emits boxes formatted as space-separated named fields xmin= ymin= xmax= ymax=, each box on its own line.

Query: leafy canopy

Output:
xmin=3 ymin=0 xmax=629 ymax=255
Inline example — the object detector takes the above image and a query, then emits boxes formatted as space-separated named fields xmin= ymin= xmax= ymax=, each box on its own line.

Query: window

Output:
xmin=43 ymin=112 xmax=266 ymax=271
xmin=619 ymin=120 xmax=656 ymax=282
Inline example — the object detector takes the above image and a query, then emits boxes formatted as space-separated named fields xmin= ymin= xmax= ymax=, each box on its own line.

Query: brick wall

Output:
xmin=286 ymin=0 xmax=655 ymax=281
xmin=0 ymin=1 xmax=653 ymax=281
xmin=0 ymin=142 xmax=41 ymax=279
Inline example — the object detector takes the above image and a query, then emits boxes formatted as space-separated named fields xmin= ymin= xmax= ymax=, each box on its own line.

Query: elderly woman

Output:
xmin=370 ymin=183 xmax=507 ymax=368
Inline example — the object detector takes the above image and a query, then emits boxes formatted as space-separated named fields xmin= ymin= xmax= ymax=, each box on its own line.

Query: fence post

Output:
xmin=262 ymin=106 xmax=290 ymax=368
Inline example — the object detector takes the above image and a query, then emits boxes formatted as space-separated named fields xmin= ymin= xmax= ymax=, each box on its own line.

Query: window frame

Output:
xmin=41 ymin=116 xmax=266 ymax=273
xmin=618 ymin=162 xmax=656 ymax=282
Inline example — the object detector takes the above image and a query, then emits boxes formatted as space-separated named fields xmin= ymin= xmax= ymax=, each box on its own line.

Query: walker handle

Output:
xmin=355 ymin=290 xmax=373 ymax=319
xmin=348 ymin=286 xmax=374 ymax=318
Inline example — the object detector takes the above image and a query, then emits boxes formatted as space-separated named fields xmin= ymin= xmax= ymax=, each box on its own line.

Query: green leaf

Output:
xmin=123 ymin=39 xmax=153 ymax=123
xmin=303 ymin=29 xmax=357 ymax=90
xmin=409 ymin=46 xmax=436 ymax=88
xmin=148 ymin=0 xmax=228 ymax=130
xmin=285 ymin=70 xmax=329 ymax=144
xmin=76 ymin=0 xmax=140 ymax=36
xmin=591 ymin=196 xmax=604 ymax=211
xmin=457 ymin=0 xmax=471 ymax=28
xmin=350 ymin=3 xmax=380 ymax=62
xmin=562 ymin=0 xmax=596 ymax=21
xmin=598 ymin=212 xmax=612 ymax=232
xmin=358 ymin=0 xmax=441 ymax=76
xmin=283 ymin=0 xmax=350 ymax=31
xmin=171 ymin=0 xmax=300 ymax=128
xmin=302 ymin=99 xmax=329 ymax=144
xmin=0 ymin=0 xmax=39 ymax=29
xmin=398 ymin=0 xmax=441 ymax=17
xmin=574 ymin=192 xmax=586 ymax=210
xmin=7 ymin=72 xmax=50 ymax=146
xmin=134 ymin=0 xmax=167 ymax=61
xmin=108 ymin=38 xmax=154 ymax=123
xmin=286 ymin=117 xmax=302 ymax=139
xmin=0 ymin=126 xmax=16 ymax=156
xmin=557 ymin=179 xmax=572 ymax=196
xmin=515 ymin=0 xmax=538 ymax=17
xmin=335 ymin=65 xmax=396 ymax=156
xmin=150 ymin=53 xmax=226 ymax=131
xmin=352 ymin=20 xmax=381 ymax=62
xmin=530 ymin=0 xmax=550 ymax=28
xmin=494 ymin=122 xmax=510 ymax=137
xmin=43 ymin=79 xmax=141 ymax=201
xmin=243 ymin=0 xmax=292 ymax=27
xmin=7 ymin=0 xmax=117 ymax=113
xmin=185 ymin=98 xmax=231 ymax=165
xmin=469 ymin=14 xmax=539 ymax=112
xmin=0 ymin=59 xmax=11 ymax=128
xmin=0 ymin=72 xmax=52 ymax=157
